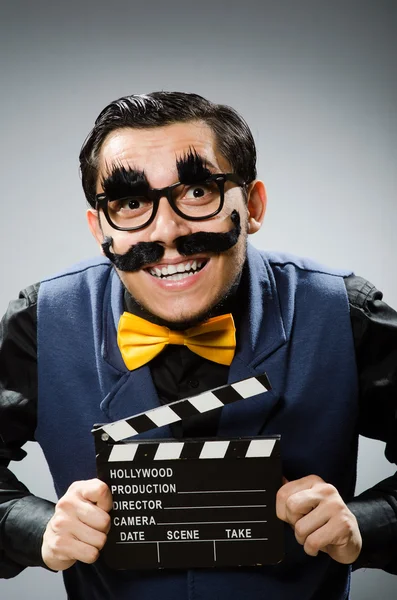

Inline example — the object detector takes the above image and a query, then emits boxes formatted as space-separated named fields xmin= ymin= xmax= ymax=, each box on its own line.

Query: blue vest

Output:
xmin=36 ymin=244 xmax=358 ymax=600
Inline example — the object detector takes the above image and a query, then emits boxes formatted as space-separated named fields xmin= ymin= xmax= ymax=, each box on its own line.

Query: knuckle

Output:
xmin=51 ymin=514 xmax=68 ymax=533
xmin=295 ymin=533 xmax=304 ymax=546
xmin=306 ymin=474 xmax=323 ymax=486
xmin=99 ymin=480 xmax=110 ymax=492
xmin=340 ymin=514 xmax=355 ymax=535
xmin=56 ymin=499 xmax=70 ymax=514
xmin=322 ymin=483 xmax=338 ymax=496
xmin=57 ymin=493 xmax=77 ymax=512
xmin=285 ymin=494 xmax=299 ymax=513
xmin=93 ymin=511 xmax=110 ymax=532
xmin=52 ymin=536 xmax=65 ymax=552
xmin=99 ymin=485 xmax=112 ymax=506
xmin=93 ymin=479 xmax=108 ymax=495
xmin=68 ymin=480 xmax=83 ymax=493
xmin=275 ymin=503 xmax=284 ymax=520
xmin=97 ymin=531 xmax=108 ymax=549
xmin=276 ymin=486 xmax=287 ymax=501
xmin=102 ymin=512 xmax=111 ymax=530
xmin=304 ymin=538 xmax=319 ymax=556
xmin=294 ymin=520 xmax=305 ymax=538
xmin=309 ymin=475 xmax=324 ymax=483
xmin=85 ymin=547 xmax=100 ymax=564
xmin=51 ymin=535 xmax=70 ymax=557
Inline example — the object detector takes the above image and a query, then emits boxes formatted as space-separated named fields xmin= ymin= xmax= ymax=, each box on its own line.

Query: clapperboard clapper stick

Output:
xmin=92 ymin=373 xmax=284 ymax=570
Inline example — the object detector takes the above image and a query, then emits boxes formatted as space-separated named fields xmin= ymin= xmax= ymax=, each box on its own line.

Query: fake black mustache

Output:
xmin=102 ymin=210 xmax=241 ymax=272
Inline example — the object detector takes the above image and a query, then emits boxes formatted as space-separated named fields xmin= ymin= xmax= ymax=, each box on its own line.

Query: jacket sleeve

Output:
xmin=345 ymin=275 xmax=397 ymax=573
xmin=0 ymin=284 xmax=55 ymax=578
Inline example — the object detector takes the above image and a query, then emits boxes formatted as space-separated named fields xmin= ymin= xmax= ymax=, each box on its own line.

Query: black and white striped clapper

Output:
xmin=92 ymin=373 xmax=284 ymax=570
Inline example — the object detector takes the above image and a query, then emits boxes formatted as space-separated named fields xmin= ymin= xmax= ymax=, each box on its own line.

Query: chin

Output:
xmin=139 ymin=301 xmax=217 ymax=331
xmin=156 ymin=309 xmax=212 ymax=330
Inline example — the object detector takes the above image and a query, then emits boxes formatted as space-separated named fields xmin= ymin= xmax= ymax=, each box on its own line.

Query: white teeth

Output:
xmin=162 ymin=272 xmax=190 ymax=281
xmin=149 ymin=259 xmax=206 ymax=279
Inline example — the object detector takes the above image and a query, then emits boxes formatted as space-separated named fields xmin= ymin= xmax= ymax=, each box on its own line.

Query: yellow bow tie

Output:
xmin=117 ymin=312 xmax=236 ymax=370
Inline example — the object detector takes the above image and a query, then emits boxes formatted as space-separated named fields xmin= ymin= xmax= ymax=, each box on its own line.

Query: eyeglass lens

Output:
xmin=106 ymin=180 xmax=223 ymax=229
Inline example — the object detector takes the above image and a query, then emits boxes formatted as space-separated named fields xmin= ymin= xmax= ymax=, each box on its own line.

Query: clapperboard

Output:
xmin=92 ymin=374 xmax=284 ymax=570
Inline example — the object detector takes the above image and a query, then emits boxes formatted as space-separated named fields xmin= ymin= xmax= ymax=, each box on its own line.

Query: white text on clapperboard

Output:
xmin=109 ymin=467 xmax=253 ymax=542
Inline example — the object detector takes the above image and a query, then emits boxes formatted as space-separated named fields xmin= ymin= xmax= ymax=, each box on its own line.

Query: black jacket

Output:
xmin=0 ymin=275 xmax=397 ymax=577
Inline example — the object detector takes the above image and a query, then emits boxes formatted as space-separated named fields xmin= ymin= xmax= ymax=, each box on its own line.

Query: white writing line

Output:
xmin=164 ymin=505 xmax=267 ymax=510
xmin=178 ymin=489 xmax=266 ymax=494
xmin=117 ymin=538 xmax=269 ymax=544
xmin=157 ymin=520 xmax=268 ymax=525
xmin=157 ymin=541 xmax=160 ymax=563
xmin=213 ymin=540 xmax=217 ymax=562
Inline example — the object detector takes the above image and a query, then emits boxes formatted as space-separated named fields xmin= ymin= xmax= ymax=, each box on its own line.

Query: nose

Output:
xmin=147 ymin=196 xmax=192 ymax=246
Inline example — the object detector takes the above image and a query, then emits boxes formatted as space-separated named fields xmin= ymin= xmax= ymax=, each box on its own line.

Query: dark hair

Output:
xmin=79 ymin=91 xmax=257 ymax=208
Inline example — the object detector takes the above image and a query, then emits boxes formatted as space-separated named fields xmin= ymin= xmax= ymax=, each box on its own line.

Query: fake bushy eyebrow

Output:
xmin=176 ymin=149 xmax=213 ymax=184
xmin=101 ymin=163 xmax=149 ymax=199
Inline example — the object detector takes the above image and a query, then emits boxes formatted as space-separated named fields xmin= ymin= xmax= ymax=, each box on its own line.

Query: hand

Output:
xmin=276 ymin=475 xmax=362 ymax=564
xmin=41 ymin=479 xmax=112 ymax=571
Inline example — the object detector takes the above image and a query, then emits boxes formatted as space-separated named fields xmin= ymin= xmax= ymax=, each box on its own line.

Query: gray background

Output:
xmin=0 ymin=0 xmax=396 ymax=598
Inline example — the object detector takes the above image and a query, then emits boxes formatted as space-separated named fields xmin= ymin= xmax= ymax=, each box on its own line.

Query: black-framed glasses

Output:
xmin=95 ymin=173 xmax=245 ymax=232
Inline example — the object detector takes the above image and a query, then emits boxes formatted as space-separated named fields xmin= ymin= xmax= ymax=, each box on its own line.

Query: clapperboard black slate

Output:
xmin=92 ymin=374 xmax=284 ymax=570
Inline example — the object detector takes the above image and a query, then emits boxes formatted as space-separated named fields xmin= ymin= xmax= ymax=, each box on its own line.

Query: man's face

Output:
xmin=88 ymin=121 xmax=265 ymax=326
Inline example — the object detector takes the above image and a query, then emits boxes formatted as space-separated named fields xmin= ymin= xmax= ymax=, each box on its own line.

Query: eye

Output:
xmin=121 ymin=198 xmax=143 ymax=210
xmin=111 ymin=196 xmax=150 ymax=212
xmin=184 ymin=184 xmax=213 ymax=199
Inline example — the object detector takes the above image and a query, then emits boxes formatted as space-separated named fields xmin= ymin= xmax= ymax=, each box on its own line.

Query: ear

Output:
xmin=86 ymin=209 xmax=106 ymax=255
xmin=246 ymin=180 xmax=267 ymax=234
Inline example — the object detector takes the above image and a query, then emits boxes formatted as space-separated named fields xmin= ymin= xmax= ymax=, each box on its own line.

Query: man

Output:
xmin=0 ymin=92 xmax=396 ymax=599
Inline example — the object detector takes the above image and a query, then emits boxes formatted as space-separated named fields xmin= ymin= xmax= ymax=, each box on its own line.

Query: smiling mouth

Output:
xmin=147 ymin=259 xmax=208 ymax=281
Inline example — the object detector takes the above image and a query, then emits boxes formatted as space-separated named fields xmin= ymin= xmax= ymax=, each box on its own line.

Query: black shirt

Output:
xmin=0 ymin=275 xmax=397 ymax=577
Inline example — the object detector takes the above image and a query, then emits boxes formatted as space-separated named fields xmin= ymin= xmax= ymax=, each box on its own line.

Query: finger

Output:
xmin=75 ymin=501 xmax=111 ymax=534
xmin=293 ymin=507 xmax=329 ymax=546
xmin=80 ymin=479 xmax=113 ymax=512
xmin=292 ymin=486 xmax=347 ymax=542
xmin=51 ymin=513 xmax=108 ymax=550
xmin=276 ymin=475 xmax=325 ymax=522
xmin=279 ymin=475 xmax=324 ymax=499
xmin=303 ymin=513 xmax=361 ymax=562
xmin=284 ymin=489 xmax=324 ymax=526
xmin=302 ymin=518 xmax=346 ymax=557
xmin=72 ymin=520 xmax=108 ymax=550
xmin=278 ymin=487 xmax=321 ymax=524
xmin=55 ymin=535 xmax=102 ymax=565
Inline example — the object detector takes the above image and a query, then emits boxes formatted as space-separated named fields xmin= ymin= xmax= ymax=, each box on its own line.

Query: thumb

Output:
xmin=81 ymin=479 xmax=113 ymax=512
